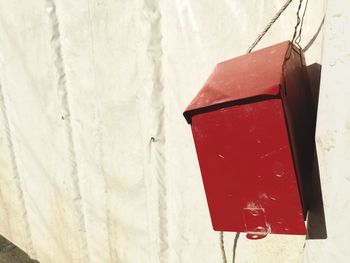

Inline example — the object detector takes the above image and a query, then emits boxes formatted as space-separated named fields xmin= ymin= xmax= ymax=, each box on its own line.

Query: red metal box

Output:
xmin=184 ymin=41 xmax=315 ymax=238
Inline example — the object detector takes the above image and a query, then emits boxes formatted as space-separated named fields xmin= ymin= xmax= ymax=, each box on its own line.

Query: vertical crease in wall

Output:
xmin=0 ymin=81 xmax=36 ymax=259
xmin=45 ymin=1 xmax=90 ymax=262
xmin=143 ymin=0 xmax=169 ymax=261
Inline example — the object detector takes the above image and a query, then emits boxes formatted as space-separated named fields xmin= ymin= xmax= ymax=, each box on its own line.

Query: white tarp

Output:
xmin=2 ymin=0 xmax=348 ymax=262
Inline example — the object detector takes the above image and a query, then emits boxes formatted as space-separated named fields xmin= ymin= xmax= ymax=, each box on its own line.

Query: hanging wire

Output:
xmin=295 ymin=0 xmax=309 ymax=46
xmin=220 ymin=232 xmax=228 ymax=263
xmin=247 ymin=0 xmax=293 ymax=53
xmin=247 ymin=0 xmax=309 ymax=54
xmin=290 ymin=0 xmax=305 ymax=48
xmin=286 ymin=0 xmax=308 ymax=60
xmin=232 ymin=232 xmax=240 ymax=263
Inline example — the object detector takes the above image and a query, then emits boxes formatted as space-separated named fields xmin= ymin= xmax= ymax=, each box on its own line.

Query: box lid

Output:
xmin=184 ymin=41 xmax=292 ymax=123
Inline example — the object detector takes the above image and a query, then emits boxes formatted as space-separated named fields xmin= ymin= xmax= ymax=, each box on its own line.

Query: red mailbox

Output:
xmin=184 ymin=41 xmax=315 ymax=239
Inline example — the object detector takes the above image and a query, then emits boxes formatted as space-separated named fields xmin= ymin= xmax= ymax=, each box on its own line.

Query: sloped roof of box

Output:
xmin=184 ymin=41 xmax=292 ymax=123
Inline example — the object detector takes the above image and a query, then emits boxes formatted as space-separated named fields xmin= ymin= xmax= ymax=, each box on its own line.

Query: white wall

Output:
xmin=0 ymin=0 xmax=342 ymax=262
xmin=310 ymin=0 xmax=350 ymax=262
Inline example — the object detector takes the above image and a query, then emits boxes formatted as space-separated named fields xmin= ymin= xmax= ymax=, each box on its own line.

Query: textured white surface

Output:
xmin=0 ymin=0 xmax=334 ymax=262
xmin=310 ymin=0 xmax=350 ymax=262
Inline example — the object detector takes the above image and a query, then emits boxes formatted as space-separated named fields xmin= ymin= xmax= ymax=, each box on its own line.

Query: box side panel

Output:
xmin=281 ymin=49 xmax=317 ymax=216
xmin=191 ymin=99 xmax=306 ymax=235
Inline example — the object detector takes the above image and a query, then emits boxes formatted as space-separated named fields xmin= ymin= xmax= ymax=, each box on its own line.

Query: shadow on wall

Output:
xmin=305 ymin=63 xmax=327 ymax=240
xmin=0 ymin=235 xmax=39 ymax=263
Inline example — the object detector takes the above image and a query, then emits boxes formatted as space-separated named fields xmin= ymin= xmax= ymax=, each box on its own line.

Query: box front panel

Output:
xmin=191 ymin=99 xmax=306 ymax=235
